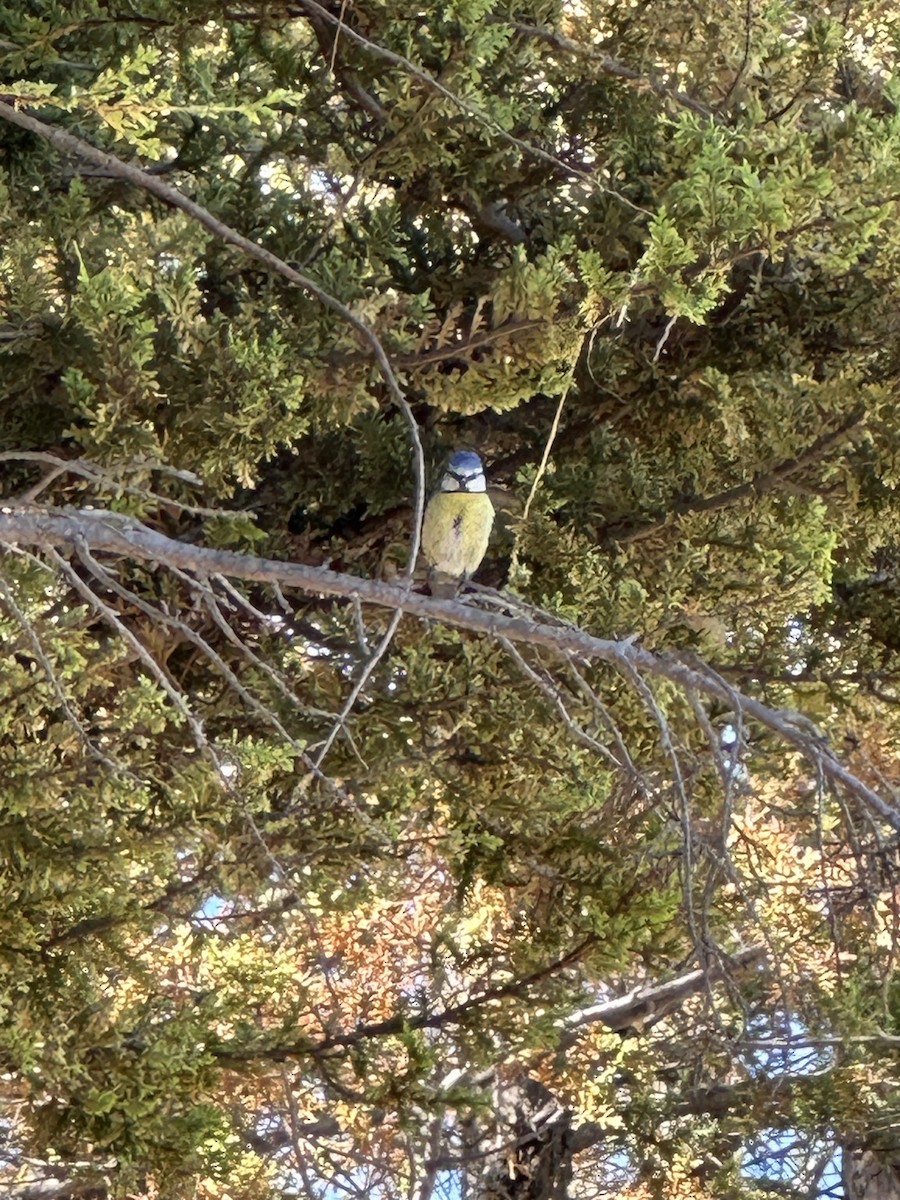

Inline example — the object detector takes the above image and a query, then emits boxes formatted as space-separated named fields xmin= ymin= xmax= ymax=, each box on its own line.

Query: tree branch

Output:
xmin=326 ymin=316 xmax=550 ymax=372
xmin=559 ymin=943 xmax=765 ymax=1044
xmin=290 ymin=0 xmax=650 ymax=214
xmin=0 ymin=96 xmax=431 ymax=798
xmin=501 ymin=19 xmax=719 ymax=121
xmin=600 ymin=405 xmax=866 ymax=544
xmin=0 ymin=100 xmax=425 ymax=576
xmin=212 ymin=934 xmax=597 ymax=1064
xmin=1 ymin=507 xmax=898 ymax=829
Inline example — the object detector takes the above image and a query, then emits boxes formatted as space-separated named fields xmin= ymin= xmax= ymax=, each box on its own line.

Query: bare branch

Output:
xmin=44 ymin=545 xmax=210 ymax=755
xmin=0 ymin=450 xmax=242 ymax=517
xmin=500 ymin=637 xmax=624 ymax=770
xmin=519 ymin=373 xmax=572 ymax=528
xmin=202 ymin=575 xmax=344 ymax=726
xmin=214 ymin=934 xmax=597 ymax=1064
xmin=311 ymin=607 xmax=403 ymax=773
xmin=559 ymin=943 xmax=766 ymax=1044
xmin=617 ymin=656 xmax=701 ymax=947
xmin=1 ymin=507 xmax=897 ymax=830
xmin=564 ymin=657 xmax=642 ymax=784
xmin=328 ymin=316 xmax=550 ymax=373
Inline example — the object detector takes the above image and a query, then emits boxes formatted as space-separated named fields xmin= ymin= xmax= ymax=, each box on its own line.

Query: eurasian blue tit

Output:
xmin=422 ymin=450 xmax=494 ymax=597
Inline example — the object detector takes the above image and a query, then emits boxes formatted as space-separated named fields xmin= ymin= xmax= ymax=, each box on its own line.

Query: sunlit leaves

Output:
xmin=3 ymin=0 xmax=900 ymax=1196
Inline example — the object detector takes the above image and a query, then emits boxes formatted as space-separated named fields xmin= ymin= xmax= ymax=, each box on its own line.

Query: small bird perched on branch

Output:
xmin=422 ymin=450 xmax=494 ymax=597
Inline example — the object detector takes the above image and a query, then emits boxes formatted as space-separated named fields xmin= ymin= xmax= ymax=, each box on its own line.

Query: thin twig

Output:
xmin=563 ymin=658 xmax=642 ymax=787
xmin=0 ymin=570 xmax=125 ymax=776
xmin=214 ymin=932 xmax=597 ymax=1063
xmin=311 ymin=607 xmax=403 ymax=772
xmin=520 ymin=381 xmax=570 ymax=528
xmin=618 ymin=656 xmax=701 ymax=950
xmin=651 ymin=314 xmax=678 ymax=363
xmin=193 ymin=574 xmax=345 ymax=724
xmin=78 ymin=543 xmax=366 ymax=804
xmin=502 ymin=19 xmax=719 ymax=120
xmin=0 ymin=450 xmax=241 ymax=517
xmin=12 ymin=464 xmax=66 ymax=504
xmin=600 ymin=406 xmax=867 ymax=544
xmin=328 ymin=0 xmax=349 ymax=72
xmin=500 ymin=637 xmax=622 ymax=769
xmin=45 ymin=545 xmax=210 ymax=753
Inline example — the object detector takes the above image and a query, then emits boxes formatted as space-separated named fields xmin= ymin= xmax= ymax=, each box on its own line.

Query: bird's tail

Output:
xmin=428 ymin=570 xmax=461 ymax=599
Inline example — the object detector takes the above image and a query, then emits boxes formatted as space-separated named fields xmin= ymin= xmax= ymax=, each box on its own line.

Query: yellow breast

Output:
xmin=421 ymin=491 xmax=494 ymax=580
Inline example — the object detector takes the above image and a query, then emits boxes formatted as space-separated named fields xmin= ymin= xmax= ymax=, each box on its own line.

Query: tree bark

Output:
xmin=470 ymin=1076 xmax=575 ymax=1200
xmin=844 ymin=1149 xmax=900 ymax=1200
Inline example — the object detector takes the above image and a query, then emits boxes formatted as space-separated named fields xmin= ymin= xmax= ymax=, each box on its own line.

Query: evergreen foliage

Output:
xmin=2 ymin=2 xmax=900 ymax=1197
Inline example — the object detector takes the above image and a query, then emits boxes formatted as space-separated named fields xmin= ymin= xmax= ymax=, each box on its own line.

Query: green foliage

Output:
xmin=3 ymin=0 xmax=900 ymax=1196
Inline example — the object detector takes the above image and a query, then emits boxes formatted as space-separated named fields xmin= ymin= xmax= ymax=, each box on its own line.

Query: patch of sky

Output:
xmin=741 ymin=1010 xmax=835 ymax=1078
xmin=742 ymin=1128 xmax=841 ymax=1198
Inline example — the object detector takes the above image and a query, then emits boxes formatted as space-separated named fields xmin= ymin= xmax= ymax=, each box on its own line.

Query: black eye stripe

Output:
xmin=447 ymin=470 xmax=480 ymax=487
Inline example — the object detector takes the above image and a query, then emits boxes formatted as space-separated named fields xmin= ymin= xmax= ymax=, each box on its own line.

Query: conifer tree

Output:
xmin=2 ymin=2 xmax=900 ymax=1198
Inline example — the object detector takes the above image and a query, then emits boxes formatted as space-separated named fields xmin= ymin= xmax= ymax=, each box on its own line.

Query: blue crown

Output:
xmin=448 ymin=450 xmax=483 ymax=472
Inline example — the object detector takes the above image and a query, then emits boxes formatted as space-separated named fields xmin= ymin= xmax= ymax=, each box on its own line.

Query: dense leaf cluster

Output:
xmin=2 ymin=1 xmax=900 ymax=1197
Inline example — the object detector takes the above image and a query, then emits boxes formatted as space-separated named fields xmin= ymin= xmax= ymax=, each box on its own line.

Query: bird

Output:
xmin=421 ymin=450 xmax=494 ymax=597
